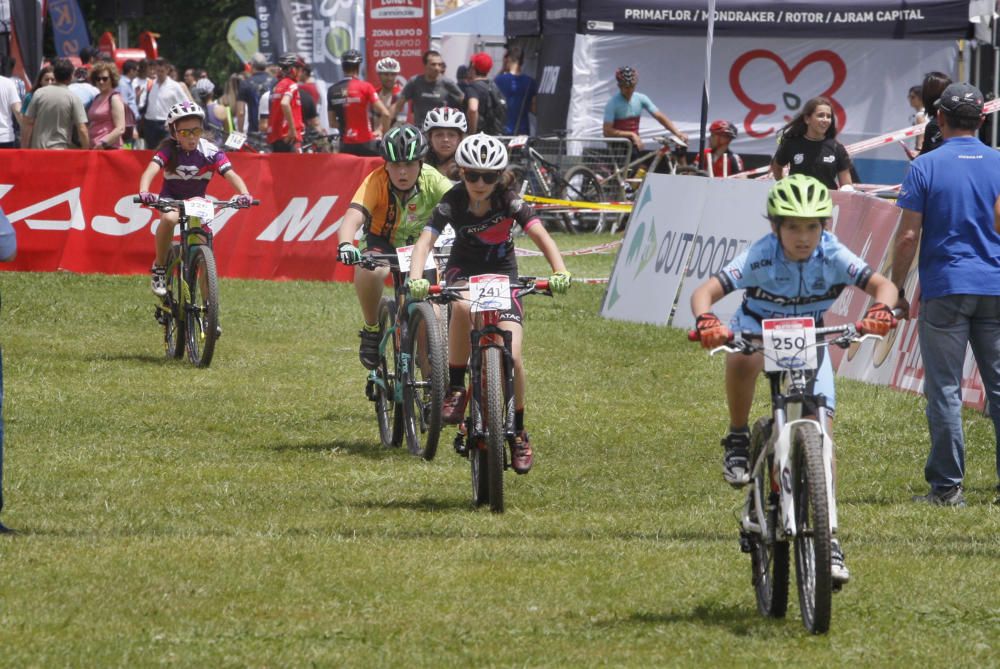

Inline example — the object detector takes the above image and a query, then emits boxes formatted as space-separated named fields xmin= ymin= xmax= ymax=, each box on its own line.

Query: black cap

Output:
xmin=935 ymin=82 xmax=984 ymax=118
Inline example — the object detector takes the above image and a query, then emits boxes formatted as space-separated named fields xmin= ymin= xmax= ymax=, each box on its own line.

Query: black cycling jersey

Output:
xmin=772 ymin=134 xmax=851 ymax=190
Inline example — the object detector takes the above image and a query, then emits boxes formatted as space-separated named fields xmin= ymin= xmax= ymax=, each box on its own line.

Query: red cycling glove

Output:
xmin=858 ymin=302 xmax=896 ymax=336
xmin=696 ymin=312 xmax=732 ymax=349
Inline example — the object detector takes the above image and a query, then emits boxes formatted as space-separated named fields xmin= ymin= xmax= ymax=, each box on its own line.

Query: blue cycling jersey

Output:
xmin=715 ymin=230 xmax=872 ymax=331
xmin=602 ymin=92 xmax=658 ymax=133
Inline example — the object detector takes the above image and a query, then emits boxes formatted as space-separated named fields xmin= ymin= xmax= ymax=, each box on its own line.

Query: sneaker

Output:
xmin=830 ymin=538 xmax=850 ymax=586
xmin=721 ymin=430 xmax=751 ymax=488
xmin=150 ymin=265 xmax=167 ymax=297
xmin=358 ymin=327 xmax=381 ymax=370
xmin=511 ymin=430 xmax=533 ymax=474
xmin=441 ymin=388 xmax=468 ymax=425
xmin=912 ymin=485 xmax=966 ymax=508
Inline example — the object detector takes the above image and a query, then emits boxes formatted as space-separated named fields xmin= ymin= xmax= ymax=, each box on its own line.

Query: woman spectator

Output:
xmin=919 ymin=71 xmax=952 ymax=156
xmin=202 ymin=86 xmax=227 ymax=143
xmin=87 ymin=61 xmax=126 ymax=149
xmin=770 ymin=96 xmax=852 ymax=191
xmin=21 ymin=65 xmax=54 ymax=115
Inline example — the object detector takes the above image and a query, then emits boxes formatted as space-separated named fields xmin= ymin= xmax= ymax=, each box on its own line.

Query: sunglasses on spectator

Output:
xmin=176 ymin=128 xmax=204 ymax=138
xmin=463 ymin=170 xmax=500 ymax=184
xmin=95 ymin=76 xmax=110 ymax=82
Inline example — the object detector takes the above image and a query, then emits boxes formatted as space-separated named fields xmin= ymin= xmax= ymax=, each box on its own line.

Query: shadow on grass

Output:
xmin=269 ymin=439 xmax=408 ymax=460
xmin=625 ymin=604 xmax=786 ymax=637
xmin=355 ymin=496 xmax=471 ymax=512
xmin=84 ymin=352 xmax=174 ymax=365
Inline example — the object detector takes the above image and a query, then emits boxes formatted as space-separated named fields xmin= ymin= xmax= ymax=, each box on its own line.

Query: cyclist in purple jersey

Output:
xmin=138 ymin=101 xmax=251 ymax=297
xmin=602 ymin=66 xmax=687 ymax=152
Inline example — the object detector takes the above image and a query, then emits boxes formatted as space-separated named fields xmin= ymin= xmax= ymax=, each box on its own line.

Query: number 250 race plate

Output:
xmin=762 ymin=317 xmax=817 ymax=372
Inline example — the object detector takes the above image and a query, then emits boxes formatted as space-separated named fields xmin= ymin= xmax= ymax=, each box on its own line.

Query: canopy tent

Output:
xmin=433 ymin=0 xmax=506 ymax=36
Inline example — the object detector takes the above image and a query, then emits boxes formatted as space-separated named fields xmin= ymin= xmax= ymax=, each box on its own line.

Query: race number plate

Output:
xmin=762 ymin=317 xmax=818 ymax=372
xmin=469 ymin=274 xmax=511 ymax=313
xmin=507 ymin=135 xmax=528 ymax=149
xmin=224 ymin=131 xmax=247 ymax=150
xmin=184 ymin=197 xmax=215 ymax=222
xmin=395 ymin=245 xmax=436 ymax=274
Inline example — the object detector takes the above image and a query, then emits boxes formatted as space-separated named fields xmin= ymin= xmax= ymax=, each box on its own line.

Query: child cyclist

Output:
xmin=422 ymin=106 xmax=467 ymax=181
xmin=336 ymin=124 xmax=454 ymax=369
xmin=405 ymin=133 xmax=573 ymax=474
xmin=690 ymin=174 xmax=898 ymax=585
xmin=693 ymin=120 xmax=744 ymax=177
xmin=138 ymin=101 xmax=252 ymax=297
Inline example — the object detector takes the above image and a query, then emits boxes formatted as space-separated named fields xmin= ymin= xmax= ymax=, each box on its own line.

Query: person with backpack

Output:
xmin=464 ymin=52 xmax=506 ymax=136
xmin=244 ymin=53 xmax=276 ymax=134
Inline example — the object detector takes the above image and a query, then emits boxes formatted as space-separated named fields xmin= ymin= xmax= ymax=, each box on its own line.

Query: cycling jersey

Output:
xmin=266 ymin=76 xmax=304 ymax=145
xmin=427 ymin=186 xmax=541 ymax=271
xmin=693 ymin=149 xmax=744 ymax=177
xmin=327 ymin=76 xmax=379 ymax=144
xmin=716 ymin=230 xmax=872 ymax=330
xmin=349 ymin=163 xmax=454 ymax=248
xmin=153 ymin=139 xmax=232 ymax=200
xmin=603 ymin=91 xmax=658 ymax=134
xmin=373 ymin=82 xmax=404 ymax=129
xmin=772 ymin=135 xmax=851 ymax=191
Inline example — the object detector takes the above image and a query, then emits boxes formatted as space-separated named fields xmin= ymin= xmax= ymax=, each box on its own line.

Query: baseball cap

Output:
xmin=935 ymin=82 xmax=984 ymax=118
xmin=250 ymin=52 xmax=268 ymax=68
xmin=469 ymin=52 xmax=492 ymax=75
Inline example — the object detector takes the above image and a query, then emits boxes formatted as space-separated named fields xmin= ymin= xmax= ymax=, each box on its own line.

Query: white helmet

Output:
xmin=422 ymin=106 xmax=467 ymax=133
xmin=376 ymin=57 xmax=401 ymax=74
xmin=455 ymin=133 xmax=508 ymax=170
xmin=166 ymin=100 xmax=205 ymax=127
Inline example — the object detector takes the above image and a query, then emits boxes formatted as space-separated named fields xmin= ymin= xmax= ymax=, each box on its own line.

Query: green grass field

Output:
xmin=0 ymin=234 xmax=997 ymax=666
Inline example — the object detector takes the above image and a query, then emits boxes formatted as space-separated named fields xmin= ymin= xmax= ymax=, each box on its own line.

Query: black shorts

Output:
xmin=444 ymin=261 xmax=523 ymax=324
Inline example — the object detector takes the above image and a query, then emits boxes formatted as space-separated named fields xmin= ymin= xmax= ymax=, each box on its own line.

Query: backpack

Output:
xmin=117 ymin=92 xmax=137 ymax=142
xmin=470 ymin=79 xmax=507 ymax=136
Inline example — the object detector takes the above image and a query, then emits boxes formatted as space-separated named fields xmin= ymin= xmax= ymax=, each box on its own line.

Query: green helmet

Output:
xmin=767 ymin=174 xmax=833 ymax=219
xmin=380 ymin=124 xmax=428 ymax=163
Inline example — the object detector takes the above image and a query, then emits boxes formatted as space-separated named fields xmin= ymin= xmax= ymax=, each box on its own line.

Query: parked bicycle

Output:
xmin=361 ymin=251 xmax=448 ymax=459
xmin=427 ymin=275 xmax=552 ymax=513
xmin=506 ymin=135 xmax=606 ymax=234
xmin=136 ymin=196 xmax=258 ymax=368
xmin=690 ymin=315 xmax=897 ymax=634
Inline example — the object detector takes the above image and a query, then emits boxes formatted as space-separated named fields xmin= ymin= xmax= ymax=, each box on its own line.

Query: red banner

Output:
xmin=0 ymin=149 xmax=383 ymax=282
xmin=365 ymin=0 xmax=430 ymax=84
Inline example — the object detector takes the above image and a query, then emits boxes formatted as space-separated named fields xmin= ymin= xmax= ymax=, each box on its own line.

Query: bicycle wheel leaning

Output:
xmin=792 ymin=422 xmax=833 ymax=634
xmin=482 ymin=346 xmax=506 ymax=513
xmin=403 ymin=302 xmax=447 ymax=460
xmin=185 ymin=245 xmax=220 ymax=368
xmin=748 ymin=418 xmax=789 ymax=618
xmin=374 ymin=297 xmax=404 ymax=448
xmin=560 ymin=165 xmax=607 ymax=233
xmin=163 ymin=244 xmax=186 ymax=359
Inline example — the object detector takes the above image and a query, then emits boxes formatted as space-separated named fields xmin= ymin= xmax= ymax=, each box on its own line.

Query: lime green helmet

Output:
xmin=767 ymin=174 xmax=833 ymax=219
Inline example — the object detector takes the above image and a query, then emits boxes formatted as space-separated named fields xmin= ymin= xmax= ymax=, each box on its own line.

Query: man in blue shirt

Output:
xmin=494 ymin=47 xmax=537 ymax=135
xmin=0 ymin=205 xmax=16 ymax=534
xmin=893 ymin=82 xmax=1000 ymax=508
xmin=602 ymin=66 xmax=687 ymax=152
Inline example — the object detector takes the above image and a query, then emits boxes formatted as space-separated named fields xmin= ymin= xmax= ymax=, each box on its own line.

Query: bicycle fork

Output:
xmin=460 ymin=326 xmax=516 ymax=464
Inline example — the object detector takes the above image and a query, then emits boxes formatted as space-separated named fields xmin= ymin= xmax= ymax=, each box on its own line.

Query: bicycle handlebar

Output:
xmin=687 ymin=308 xmax=904 ymax=350
xmin=133 ymin=196 xmax=261 ymax=211
xmin=427 ymin=277 xmax=551 ymax=301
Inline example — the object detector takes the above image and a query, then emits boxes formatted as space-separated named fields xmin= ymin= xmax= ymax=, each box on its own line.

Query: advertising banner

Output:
xmin=0 ymin=150 xmax=382 ymax=283
xmin=534 ymin=31 xmax=576 ymax=134
xmin=505 ymin=0 xmax=541 ymax=36
xmin=255 ymin=0 xmax=360 ymax=84
xmin=542 ymin=0 xmax=578 ymax=35
xmin=577 ymin=0 xmax=971 ymax=39
xmin=365 ymin=0 xmax=430 ymax=86
xmin=567 ymin=34 xmax=957 ymax=155
xmin=47 ymin=0 xmax=91 ymax=58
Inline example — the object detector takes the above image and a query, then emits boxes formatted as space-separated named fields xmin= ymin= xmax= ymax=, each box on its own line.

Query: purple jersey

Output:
xmin=153 ymin=139 xmax=232 ymax=200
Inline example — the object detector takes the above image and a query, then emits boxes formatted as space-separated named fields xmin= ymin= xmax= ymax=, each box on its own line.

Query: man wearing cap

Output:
xmin=393 ymin=50 xmax=463 ymax=130
xmin=892 ymin=82 xmax=1000 ymax=508
xmin=464 ymin=52 xmax=502 ymax=135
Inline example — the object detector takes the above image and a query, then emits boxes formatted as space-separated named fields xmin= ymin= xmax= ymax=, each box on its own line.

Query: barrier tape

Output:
xmin=523 ymin=194 xmax=633 ymax=212
xmin=730 ymin=98 xmax=1000 ymax=180
xmin=573 ymin=277 xmax=610 ymax=284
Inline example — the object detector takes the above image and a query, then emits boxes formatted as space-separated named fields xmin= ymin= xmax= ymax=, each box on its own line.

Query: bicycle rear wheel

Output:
xmin=375 ymin=297 xmax=404 ymax=448
xmin=185 ymin=245 xmax=219 ymax=368
xmin=792 ymin=422 xmax=833 ymax=634
xmin=403 ymin=302 xmax=447 ymax=460
xmin=482 ymin=347 xmax=506 ymax=513
xmin=561 ymin=165 xmax=607 ymax=233
xmin=748 ymin=418 xmax=788 ymax=618
xmin=163 ymin=244 xmax=185 ymax=359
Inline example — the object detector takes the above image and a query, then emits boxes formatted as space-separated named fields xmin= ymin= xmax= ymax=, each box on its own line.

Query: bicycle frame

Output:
xmin=466 ymin=309 xmax=516 ymax=452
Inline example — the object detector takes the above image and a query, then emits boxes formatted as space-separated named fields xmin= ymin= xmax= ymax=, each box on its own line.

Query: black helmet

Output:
xmin=341 ymin=49 xmax=363 ymax=66
xmin=615 ymin=66 xmax=637 ymax=87
xmin=380 ymin=124 xmax=428 ymax=163
xmin=278 ymin=52 xmax=305 ymax=69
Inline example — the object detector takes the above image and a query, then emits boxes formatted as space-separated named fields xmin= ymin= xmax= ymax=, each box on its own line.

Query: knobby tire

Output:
xmin=185 ymin=245 xmax=219 ymax=368
xmin=483 ymin=347 xmax=505 ymax=513
xmin=749 ymin=418 xmax=789 ymax=618
xmin=403 ymin=302 xmax=447 ymax=460
xmin=164 ymin=244 xmax=185 ymax=359
xmin=793 ymin=422 xmax=833 ymax=634
xmin=375 ymin=297 xmax=403 ymax=448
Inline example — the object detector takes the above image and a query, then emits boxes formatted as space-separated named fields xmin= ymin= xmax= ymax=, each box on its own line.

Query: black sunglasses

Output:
xmin=95 ymin=76 xmax=110 ymax=82
xmin=463 ymin=170 xmax=500 ymax=184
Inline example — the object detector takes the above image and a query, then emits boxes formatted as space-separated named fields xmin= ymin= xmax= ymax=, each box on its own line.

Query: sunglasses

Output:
xmin=176 ymin=127 xmax=204 ymax=138
xmin=95 ymin=76 xmax=110 ymax=82
xmin=463 ymin=170 xmax=500 ymax=184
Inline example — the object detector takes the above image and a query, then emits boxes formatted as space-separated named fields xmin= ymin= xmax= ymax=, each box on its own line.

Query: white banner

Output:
xmin=569 ymin=34 xmax=957 ymax=155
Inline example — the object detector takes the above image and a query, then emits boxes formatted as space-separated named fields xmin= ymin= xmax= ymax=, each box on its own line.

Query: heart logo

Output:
xmin=729 ymin=49 xmax=847 ymax=139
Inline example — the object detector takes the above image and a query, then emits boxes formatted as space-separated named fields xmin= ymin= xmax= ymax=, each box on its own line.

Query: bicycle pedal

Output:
xmin=453 ymin=432 xmax=468 ymax=457
xmin=738 ymin=531 xmax=753 ymax=554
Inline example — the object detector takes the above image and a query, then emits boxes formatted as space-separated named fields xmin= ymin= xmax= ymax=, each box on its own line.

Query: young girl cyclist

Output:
xmin=422 ymin=106 xmax=467 ymax=181
xmin=406 ymin=133 xmax=573 ymax=474
xmin=138 ymin=101 xmax=252 ymax=297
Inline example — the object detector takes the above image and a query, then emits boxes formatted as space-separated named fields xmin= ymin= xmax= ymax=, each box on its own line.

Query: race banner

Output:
xmin=47 ymin=0 xmax=91 ymax=58
xmin=365 ymin=0 xmax=430 ymax=86
xmin=577 ymin=0 xmax=972 ymax=39
xmin=0 ymin=150 xmax=382 ymax=283
xmin=504 ymin=0 xmax=541 ymax=36
xmin=255 ymin=0 xmax=360 ymax=83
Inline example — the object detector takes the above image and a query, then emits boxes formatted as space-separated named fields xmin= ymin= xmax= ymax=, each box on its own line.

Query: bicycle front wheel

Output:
xmin=375 ymin=297 xmax=403 ymax=448
xmin=561 ymin=165 xmax=607 ymax=233
xmin=792 ymin=422 xmax=833 ymax=634
xmin=163 ymin=244 xmax=185 ymax=359
xmin=749 ymin=418 xmax=788 ymax=618
xmin=483 ymin=346 xmax=506 ymax=513
xmin=403 ymin=302 xmax=447 ymax=460
xmin=185 ymin=245 xmax=220 ymax=368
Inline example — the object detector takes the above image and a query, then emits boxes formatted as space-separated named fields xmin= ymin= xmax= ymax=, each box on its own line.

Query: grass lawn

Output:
xmin=0 ymin=233 xmax=997 ymax=666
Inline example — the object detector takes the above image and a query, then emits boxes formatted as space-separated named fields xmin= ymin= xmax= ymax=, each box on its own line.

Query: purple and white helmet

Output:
xmin=166 ymin=100 xmax=205 ymax=127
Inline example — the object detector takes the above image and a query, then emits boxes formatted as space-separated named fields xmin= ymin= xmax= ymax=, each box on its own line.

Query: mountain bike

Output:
xmin=506 ymin=136 xmax=606 ymax=234
xmin=427 ymin=275 xmax=552 ymax=513
xmin=136 ymin=196 xmax=258 ymax=368
xmin=690 ymin=315 xmax=897 ymax=634
xmin=360 ymin=251 xmax=448 ymax=459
